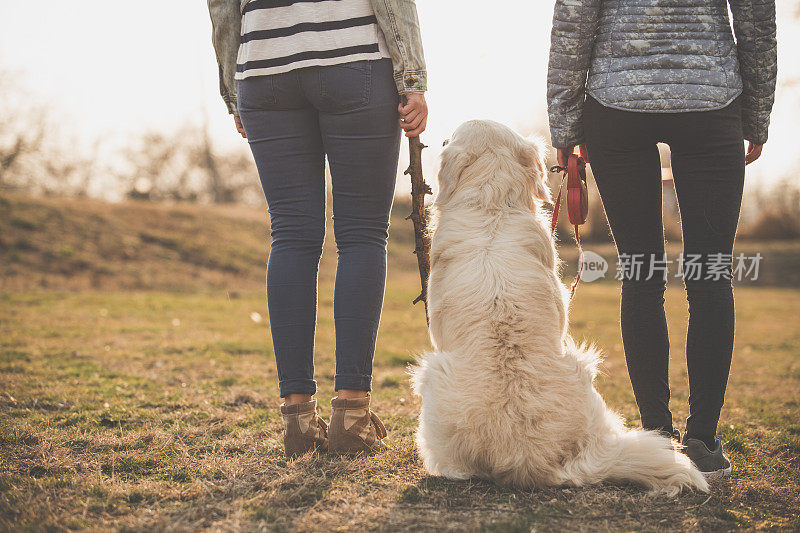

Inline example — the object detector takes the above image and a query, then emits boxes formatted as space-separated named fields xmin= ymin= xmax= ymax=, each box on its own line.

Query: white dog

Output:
xmin=411 ymin=120 xmax=708 ymax=495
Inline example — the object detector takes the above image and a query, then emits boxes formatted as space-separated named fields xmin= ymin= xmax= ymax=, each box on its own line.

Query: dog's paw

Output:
xmin=439 ymin=467 xmax=472 ymax=481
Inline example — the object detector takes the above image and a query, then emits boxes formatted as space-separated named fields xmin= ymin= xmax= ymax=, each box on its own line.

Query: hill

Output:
xmin=2 ymin=193 xmax=799 ymax=292
xmin=0 ymin=194 xmax=419 ymax=292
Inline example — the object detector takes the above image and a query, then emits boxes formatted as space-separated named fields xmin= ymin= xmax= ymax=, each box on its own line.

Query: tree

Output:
xmin=0 ymin=75 xmax=47 ymax=190
xmin=122 ymin=123 xmax=260 ymax=205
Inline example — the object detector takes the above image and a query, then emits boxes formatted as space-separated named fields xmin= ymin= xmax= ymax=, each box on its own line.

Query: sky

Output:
xmin=0 ymin=0 xmax=798 ymax=196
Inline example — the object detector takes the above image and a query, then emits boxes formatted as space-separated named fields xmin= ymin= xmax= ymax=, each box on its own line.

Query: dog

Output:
xmin=410 ymin=120 xmax=708 ymax=495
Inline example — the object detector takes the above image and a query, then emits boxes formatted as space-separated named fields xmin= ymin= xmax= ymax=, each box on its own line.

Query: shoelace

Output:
xmin=369 ymin=412 xmax=387 ymax=440
xmin=316 ymin=416 xmax=328 ymax=439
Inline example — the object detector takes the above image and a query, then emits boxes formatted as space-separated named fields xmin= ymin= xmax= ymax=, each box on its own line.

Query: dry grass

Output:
xmin=740 ymin=178 xmax=800 ymax=241
xmin=0 ymin=193 xmax=419 ymax=293
xmin=1 ymin=194 xmax=799 ymax=531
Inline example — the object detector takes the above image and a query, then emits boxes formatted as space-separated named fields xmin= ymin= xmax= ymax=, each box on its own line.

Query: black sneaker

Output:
xmin=658 ymin=428 xmax=681 ymax=442
xmin=682 ymin=437 xmax=732 ymax=479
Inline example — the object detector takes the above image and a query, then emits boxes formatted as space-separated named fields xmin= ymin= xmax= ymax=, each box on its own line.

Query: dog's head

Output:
xmin=435 ymin=120 xmax=550 ymax=210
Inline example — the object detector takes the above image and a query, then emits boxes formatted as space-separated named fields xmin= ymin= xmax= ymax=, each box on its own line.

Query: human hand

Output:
xmin=398 ymin=93 xmax=428 ymax=137
xmin=234 ymin=114 xmax=246 ymax=139
xmin=745 ymin=141 xmax=763 ymax=165
xmin=556 ymin=144 xmax=588 ymax=168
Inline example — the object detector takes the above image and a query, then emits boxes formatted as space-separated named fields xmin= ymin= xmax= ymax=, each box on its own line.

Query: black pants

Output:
xmin=583 ymin=96 xmax=745 ymax=443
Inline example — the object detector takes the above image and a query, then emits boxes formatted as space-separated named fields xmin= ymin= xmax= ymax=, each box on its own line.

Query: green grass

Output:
xmin=1 ymin=194 xmax=799 ymax=531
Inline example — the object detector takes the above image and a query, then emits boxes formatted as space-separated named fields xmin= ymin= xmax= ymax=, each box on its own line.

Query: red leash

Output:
xmin=550 ymin=149 xmax=589 ymax=300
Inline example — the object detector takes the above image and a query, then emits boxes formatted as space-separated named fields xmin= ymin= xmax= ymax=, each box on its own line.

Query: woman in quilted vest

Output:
xmin=547 ymin=0 xmax=776 ymax=478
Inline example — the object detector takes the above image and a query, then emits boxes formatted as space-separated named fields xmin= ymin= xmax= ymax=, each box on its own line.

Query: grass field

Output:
xmin=1 ymin=194 xmax=799 ymax=531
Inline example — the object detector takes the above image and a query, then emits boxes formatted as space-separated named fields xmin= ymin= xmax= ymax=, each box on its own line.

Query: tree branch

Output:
xmin=404 ymin=135 xmax=432 ymax=325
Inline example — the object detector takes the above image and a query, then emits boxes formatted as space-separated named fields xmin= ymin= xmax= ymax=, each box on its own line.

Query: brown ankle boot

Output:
xmin=280 ymin=399 xmax=328 ymax=458
xmin=329 ymin=395 xmax=387 ymax=455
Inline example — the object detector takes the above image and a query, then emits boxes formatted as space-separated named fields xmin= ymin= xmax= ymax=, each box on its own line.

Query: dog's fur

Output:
xmin=411 ymin=120 xmax=708 ymax=495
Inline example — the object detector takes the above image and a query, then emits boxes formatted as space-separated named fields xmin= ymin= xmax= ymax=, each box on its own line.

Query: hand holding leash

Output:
xmin=555 ymin=144 xmax=588 ymax=169
xmin=550 ymin=145 xmax=590 ymax=300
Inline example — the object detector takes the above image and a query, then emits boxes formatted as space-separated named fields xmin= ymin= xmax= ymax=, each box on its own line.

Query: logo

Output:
xmin=580 ymin=250 xmax=608 ymax=282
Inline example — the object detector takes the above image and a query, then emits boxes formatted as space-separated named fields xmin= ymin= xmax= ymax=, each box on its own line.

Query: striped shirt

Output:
xmin=235 ymin=0 xmax=391 ymax=80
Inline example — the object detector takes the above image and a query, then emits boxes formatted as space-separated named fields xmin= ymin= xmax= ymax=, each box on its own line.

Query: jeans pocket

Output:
xmin=319 ymin=60 xmax=372 ymax=113
xmin=236 ymin=76 xmax=277 ymax=112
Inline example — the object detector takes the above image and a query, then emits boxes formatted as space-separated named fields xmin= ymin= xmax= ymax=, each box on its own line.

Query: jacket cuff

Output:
xmin=224 ymin=94 xmax=238 ymax=116
xmin=394 ymin=70 xmax=427 ymax=94
xmin=548 ymin=105 xmax=586 ymax=149
xmin=742 ymin=115 xmax=769 ymax=145
xmin=550 ymin=129 xmax=585 ymax=150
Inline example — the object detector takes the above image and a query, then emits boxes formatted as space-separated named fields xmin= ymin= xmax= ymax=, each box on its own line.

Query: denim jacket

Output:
xmin=208 ymin=0 xmax=427 ymax=115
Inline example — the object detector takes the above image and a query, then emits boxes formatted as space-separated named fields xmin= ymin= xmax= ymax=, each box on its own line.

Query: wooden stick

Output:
xmin=404 ymin=135 xmax=432 ymax=325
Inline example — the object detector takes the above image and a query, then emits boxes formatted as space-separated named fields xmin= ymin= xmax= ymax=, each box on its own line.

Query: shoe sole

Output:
xmin=701 ymin=466 xmax=732 ymax=479
xmin=328 ymin=443 xmax=386 ymax=456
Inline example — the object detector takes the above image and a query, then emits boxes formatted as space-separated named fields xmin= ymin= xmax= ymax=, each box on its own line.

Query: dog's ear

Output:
xmin=435 ymin=148 xmax=477 ymax=206
xmin=517 ymin=138 xmax=551 ymax=202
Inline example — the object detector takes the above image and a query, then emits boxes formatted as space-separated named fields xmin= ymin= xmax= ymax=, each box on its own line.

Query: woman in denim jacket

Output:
xmin=547 ymin=0 xmax=776 ymax=478
xmin=208 ymin=0 xmax=428 ymax=457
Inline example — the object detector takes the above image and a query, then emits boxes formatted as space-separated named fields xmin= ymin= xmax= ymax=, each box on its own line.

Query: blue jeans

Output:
xmin=237 ymin=59 xmax=401 ymax=397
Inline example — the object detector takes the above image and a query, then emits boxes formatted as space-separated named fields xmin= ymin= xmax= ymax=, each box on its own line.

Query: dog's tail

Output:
xmin=563 ymin=341 xmax=709 ymax=496
xmin=574 ymin=422 xmax=709 ymax=496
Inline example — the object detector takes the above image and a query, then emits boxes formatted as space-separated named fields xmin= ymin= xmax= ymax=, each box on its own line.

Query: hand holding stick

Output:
xmin=404 ymin=134 xmax=432 ymax=324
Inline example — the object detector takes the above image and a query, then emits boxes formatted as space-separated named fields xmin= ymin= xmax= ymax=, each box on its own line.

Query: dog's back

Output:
xmin=427 ymin=206 xmax=566 ymax=359
xmin=414 ymin=198 xmax=597 ymax=487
